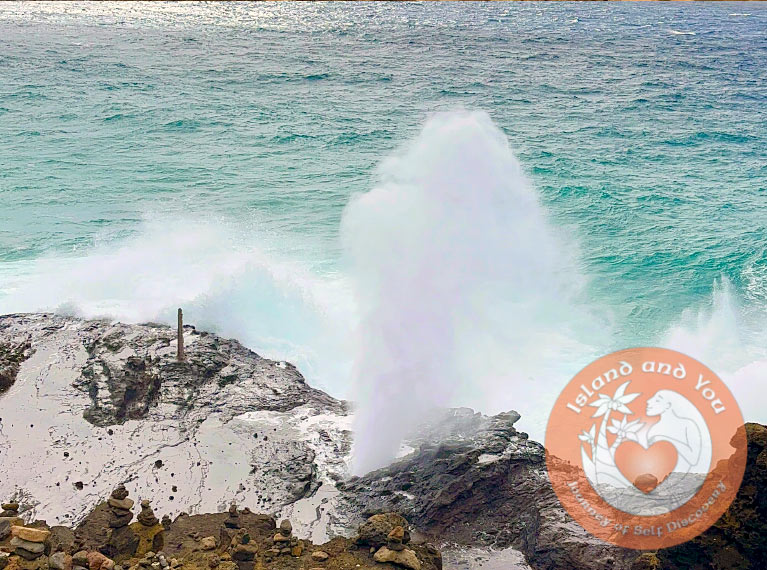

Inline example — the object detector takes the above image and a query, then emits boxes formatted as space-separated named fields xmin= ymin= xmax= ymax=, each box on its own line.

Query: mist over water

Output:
xmin=343 ymin=111 xmax=602 ymax=474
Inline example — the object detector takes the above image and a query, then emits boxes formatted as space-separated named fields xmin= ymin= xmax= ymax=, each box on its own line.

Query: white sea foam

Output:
xmin=669 ymin=29 xmax=696 ymax=36
xmin=0 ymin=219 xmax=355 ymax=395
xmin=662 ymin=277 xmax=767 ymax=427
xmin=342 ymin=111 xmax=608 ymax=474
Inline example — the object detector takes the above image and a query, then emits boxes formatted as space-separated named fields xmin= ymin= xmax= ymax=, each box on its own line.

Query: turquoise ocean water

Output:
xmin=1 ymin=2 xmax=765 ymax=438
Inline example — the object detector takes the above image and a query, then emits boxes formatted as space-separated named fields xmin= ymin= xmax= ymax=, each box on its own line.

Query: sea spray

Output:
xmin=663 ymin=277 xmax=767 ymax=424
xmin=343 ymin=111 xmax=594 ymax=474
xmin=0 ymin=217 xmax=355 ymax=394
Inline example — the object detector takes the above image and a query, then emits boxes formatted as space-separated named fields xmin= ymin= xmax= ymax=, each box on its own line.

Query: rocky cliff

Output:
xmin=1 ymin=314 xmax=764 ymax=570
xmin=0 ymin=313 xmax=350 ymax=533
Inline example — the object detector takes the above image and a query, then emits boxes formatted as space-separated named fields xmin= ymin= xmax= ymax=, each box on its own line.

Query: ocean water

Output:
xmin=1 ymin=2 xmax=766 ymax=446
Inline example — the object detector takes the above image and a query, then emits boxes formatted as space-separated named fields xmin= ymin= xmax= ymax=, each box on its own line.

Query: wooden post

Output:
xmin=177 ymin=308 xmax=185 ymax=362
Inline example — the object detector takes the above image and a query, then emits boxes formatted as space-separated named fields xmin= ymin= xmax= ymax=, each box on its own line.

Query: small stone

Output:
xmin=207 ymin=555 xmax=219 ymax=569
xmin=161 ymin=516 xmax=171 ymax=531
xmin=0 ymin=502 xmax=19 ymax=517
xmin=111 ymin=486 xmax=129 ymax=501
xmin=108 ymin=498 xmax=134 ymax=511
xmin=388 ymin=526 xmax=405 ymax=543
xmin=11 ymin=537 xmax=46 ymax=554
xmin=11 ymin=526 xmax=51 ymax=543
xmin=290 ymin=544 xmax=303 ymax=557
xmin=200 ymin=536 xmax=216 ymax=551
xmin=311 ymin=551 xmax=329 ymax=562
xmin=14 ymin=548 xmax=42 ymax=561
xmin=50 ymin=552 xmax=73 ymax=570
xmin=272 ymin=533 xmax=289 ymax=543
xmin=278 ymin=519 xmax=292 ymax=536
xmin=373 ymin=547 xmax=422 ymax=570
xmin=86 ymin=551 xmax=111 ymax=570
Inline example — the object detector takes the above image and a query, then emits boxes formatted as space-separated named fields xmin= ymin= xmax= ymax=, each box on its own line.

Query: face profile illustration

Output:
xmin=645 ymin=390 xmax=711 ymax=475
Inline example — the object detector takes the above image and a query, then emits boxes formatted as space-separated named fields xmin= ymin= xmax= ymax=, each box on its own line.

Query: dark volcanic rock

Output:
xmin=338 ymin=408 xmax=633 ymax=570
xmin=656 ymin=423 xmax=767 ymax=569
xmin=0 ymin=335 xmax=32 ymax=393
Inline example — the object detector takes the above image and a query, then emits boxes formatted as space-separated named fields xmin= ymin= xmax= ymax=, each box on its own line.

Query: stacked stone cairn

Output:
xmin=108 ymin=486 xmax=134 ymax=528
xmin=267 ymin=519 xmax=302 ymax=559
xmin=230 ymin=533 xmax=257 ymax=565
xmin=10 ymin=525 xmax=50 ymax=561
xmin=131 ymin=499 xmax=164 ymax=556
xmin=102 ymin=485 xmax=139 ymax=559
xmin=0 ymin=502 xmax=23 ymax=542
xmin=137 ymin=501 xmax=158 ymax=527
xmin=373 ymin=526 xmax=421 ymax=570
xmin=223 ymin=505 xmax=240 ymax=530
xmin=160 ymin=516 xmax=171 ymax=531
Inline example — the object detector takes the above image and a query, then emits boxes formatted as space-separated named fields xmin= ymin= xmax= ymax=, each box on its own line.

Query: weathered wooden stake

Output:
xmin=177 ymin=308 xmax=185 ymax=362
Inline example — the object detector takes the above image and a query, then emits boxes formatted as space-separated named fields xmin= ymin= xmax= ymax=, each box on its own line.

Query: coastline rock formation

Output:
xmin=0 ymin=486 xmax=442 ymax=570
xmin=0 ymin=313 xmax=350 ymax=529
xmin=1 ymin=314 xmax=765 ymax=570
xmin=335 ymin=408 xmax=634 ymax=569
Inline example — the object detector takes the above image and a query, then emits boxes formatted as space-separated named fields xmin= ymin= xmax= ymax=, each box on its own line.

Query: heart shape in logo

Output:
xmin=614 ymin=441 xmax=678 ymax=494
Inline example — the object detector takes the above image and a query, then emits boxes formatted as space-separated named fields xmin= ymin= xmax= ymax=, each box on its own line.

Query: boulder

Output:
xmin=100 ymin=526 xmax=138 ymax=560
xmin=374 ymin=546 xmax=422 ymax=570
xmin=128 ymin=523 xmax=164 ymax=558
xmin=355 ymin=514 xmax=410 ymax=549
xmin=200 ymin=537 xmax=216 ymax=551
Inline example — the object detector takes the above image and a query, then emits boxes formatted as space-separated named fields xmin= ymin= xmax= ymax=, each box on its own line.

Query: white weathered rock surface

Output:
xmin=0 ymin=313 xmax=352 ymax=531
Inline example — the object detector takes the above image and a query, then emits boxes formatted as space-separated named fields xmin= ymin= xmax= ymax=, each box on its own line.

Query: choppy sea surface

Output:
xmin=1 ymin=2 xmax=766 ymax=438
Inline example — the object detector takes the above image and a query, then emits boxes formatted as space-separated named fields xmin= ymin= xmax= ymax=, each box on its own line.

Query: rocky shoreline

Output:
xmin=1 ymin=484 xmax=441 ymax=570
xmin=1 ymin=314 xmax=765 ymax=569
